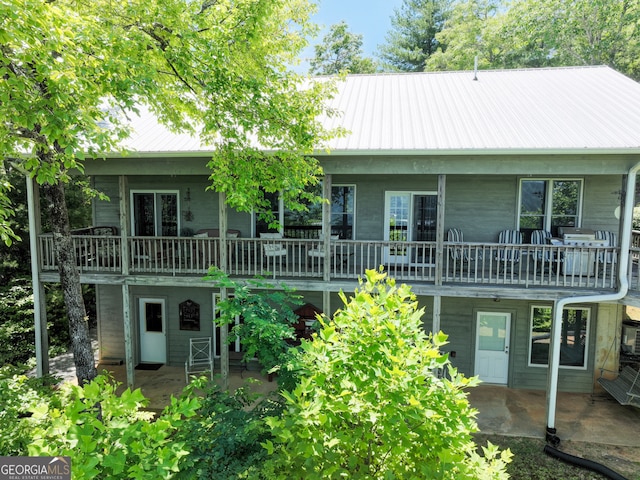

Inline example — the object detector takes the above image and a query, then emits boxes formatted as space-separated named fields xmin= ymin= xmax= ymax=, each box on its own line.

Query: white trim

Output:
xmin=517 ymin=178 xmax=584 ymax=232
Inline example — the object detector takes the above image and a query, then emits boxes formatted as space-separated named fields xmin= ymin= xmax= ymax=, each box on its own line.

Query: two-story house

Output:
xmin=30 ymin=66 xmax=640 ymax=432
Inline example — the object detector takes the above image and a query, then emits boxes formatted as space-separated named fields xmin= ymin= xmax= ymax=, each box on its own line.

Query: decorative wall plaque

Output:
xmin=179 ymin=299 xmax=200 ymax=331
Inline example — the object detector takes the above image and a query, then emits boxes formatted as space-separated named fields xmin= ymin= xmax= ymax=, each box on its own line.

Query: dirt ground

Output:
xmin=561 ymin=441 xmax=640 ymax=479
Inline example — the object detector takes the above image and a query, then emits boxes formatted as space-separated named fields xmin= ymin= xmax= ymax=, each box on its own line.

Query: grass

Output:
xmin=475 ymin=434 xmax=640 ymax=480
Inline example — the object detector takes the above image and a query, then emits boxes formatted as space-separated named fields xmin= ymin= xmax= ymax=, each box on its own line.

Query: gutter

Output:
xmin=545 ymin=160 xmax=640 ymax=446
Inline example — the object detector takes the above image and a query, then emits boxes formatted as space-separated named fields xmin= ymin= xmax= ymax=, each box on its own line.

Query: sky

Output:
xmin=299 ymin=0 xmax=405 ymax=68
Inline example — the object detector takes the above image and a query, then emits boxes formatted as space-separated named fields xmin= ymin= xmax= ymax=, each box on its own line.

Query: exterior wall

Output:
xmin=331 ymin=173 xmax=623 ymax=243
xmin=432 ymin=296 xmax=604 ymax=393
xmin=96 ymin=284 xmax=125 ymax=362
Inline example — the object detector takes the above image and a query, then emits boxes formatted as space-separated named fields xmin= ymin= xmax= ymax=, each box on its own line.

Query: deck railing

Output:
xmin=38 ymin=234 xmax=634 ymax=292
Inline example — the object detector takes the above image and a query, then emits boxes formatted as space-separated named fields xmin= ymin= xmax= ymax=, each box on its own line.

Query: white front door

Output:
xmin=139 ymin=298 xmax=167 ymax=364
xmin=475 ymin=312 xmax=511 ymax=384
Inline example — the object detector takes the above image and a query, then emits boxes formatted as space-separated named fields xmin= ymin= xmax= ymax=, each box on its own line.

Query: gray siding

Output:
xmin=96 ymin=285 xmax=125 ymax=361
xmin=433 ymin=296 xmax=597 ymax=393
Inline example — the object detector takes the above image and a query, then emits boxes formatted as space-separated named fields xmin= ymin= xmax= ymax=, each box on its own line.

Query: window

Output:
xmin=331 ymin=185 xmax=355 ymax=239
xmin=256 ymin=184 xmax=356 ymax=239
xmin=529 ymin=305 xmax=590 ymax=369
xmin=519 ymin=179 xmax=582 ymax=238
xmin=131 ymin=191 xmax=179 ymax=236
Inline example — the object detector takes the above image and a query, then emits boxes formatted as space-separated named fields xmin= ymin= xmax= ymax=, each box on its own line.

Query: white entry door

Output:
xmin=139 ymin=298 xmax=167 ymax=364
xmin=474 ymin=312 xmax=511 ymax=384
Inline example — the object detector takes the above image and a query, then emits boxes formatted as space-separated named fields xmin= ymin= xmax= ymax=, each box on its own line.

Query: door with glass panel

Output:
xmin=384 ymin=192 xmax=437 ymax=264
xmin=474 ymin=312 xmax=511 ymax=384
xmin=139 ymin=298 xmax=167 ymax=364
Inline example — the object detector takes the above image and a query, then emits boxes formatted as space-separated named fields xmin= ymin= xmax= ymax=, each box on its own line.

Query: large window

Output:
xmin=519 ymin=179 xmax=582 ymax=238
xmin=529 ymin=305 xmax=590 ymax=369
xmin=256 ymin=184 xmax=356 ymax=239
xmin=131 ymin=191 xmax=179 ymax=236
xmin=331 ymin=185 xmax=355 ymax=239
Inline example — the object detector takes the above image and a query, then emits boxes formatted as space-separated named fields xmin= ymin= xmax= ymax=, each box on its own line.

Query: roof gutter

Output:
xmin=545 ymin=160 xmax=640 ymax=446
xmin=96 ymin=147 xmax=640 ymax=159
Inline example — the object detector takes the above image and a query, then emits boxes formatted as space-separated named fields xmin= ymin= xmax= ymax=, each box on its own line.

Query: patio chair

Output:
xmin=594 ymin=230 xmax=618 ymax=265
xmin=185 ymin=337 xmax=214 ymax=383
xmin=260 ymin=232 xmax=287 ymax=278
xmin=495 ymin=229 xmax=523 ymax=271
xmin=307 ymin=234 xmax=340 ymax=266
xmin=530 ymin=230 xmax=553 ymax=270
xmin=447 ymin=228 xmax=467 ymax=262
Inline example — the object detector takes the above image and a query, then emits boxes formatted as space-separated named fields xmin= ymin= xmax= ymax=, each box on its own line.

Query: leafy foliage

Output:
xmin=22 ymin=374 xmax=200 ymax=479
xmin=175 ymin=381 xmax=283 ymax=479
xmin=262 ymin=269 xmax=511 ymax=479
xmin=0 ymin=277 xmax=96 ymax=367
xmin=205 ymin=268 xmax=302 ymax=387
xmin=310 ymin=22 xmax=378 ymax=75
xmin=377 ymin=0 xmax=454 ymax=71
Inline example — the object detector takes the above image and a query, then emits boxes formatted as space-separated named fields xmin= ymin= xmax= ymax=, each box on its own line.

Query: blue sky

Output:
xmin=299 ymin=0 xmax=405 ymax=68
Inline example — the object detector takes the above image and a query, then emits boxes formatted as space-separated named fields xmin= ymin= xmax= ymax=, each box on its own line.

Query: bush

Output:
xmin=175 ymin=381 xmax=283 ymax=479
xmin=262 ymin=269 xmax=512 ymax=479
xmin=16 ymin=373 xmax=200 ymax=479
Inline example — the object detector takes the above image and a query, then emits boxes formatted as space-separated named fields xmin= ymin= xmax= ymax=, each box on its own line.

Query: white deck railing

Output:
xmin=37 ymin=234 xmax=632 ymax=292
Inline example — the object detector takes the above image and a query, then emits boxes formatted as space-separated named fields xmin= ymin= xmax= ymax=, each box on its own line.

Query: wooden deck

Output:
xmin=38 ymin=234 xmax=637 ymax=294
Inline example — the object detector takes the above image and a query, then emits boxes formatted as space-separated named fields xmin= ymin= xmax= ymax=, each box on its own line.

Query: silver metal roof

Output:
xmin=122 ymin=66 xmax=640 ymax=156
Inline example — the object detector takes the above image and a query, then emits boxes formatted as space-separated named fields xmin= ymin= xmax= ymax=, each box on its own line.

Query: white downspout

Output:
xmin=545 ymin=161 xmax=640 ymax=445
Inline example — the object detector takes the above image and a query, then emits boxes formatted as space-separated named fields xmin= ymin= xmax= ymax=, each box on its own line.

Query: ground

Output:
xmin=477 ymin=434 xmax=640 ymax=479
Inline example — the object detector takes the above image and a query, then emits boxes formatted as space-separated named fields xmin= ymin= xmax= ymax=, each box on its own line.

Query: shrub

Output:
xmin=23 ymin=374 xmax=200 ymax=479
xmin=262 ymin=269 xmax=512 ymax=479
xmin=175 ymin=381 xmax=283 ymax=479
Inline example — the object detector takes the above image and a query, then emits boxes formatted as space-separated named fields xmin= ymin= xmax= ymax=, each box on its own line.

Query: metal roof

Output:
xmin=122 ymin=66 xmax=640 ymax=156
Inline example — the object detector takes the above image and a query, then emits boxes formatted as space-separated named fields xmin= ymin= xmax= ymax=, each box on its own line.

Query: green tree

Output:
xmin=427 ymin=0 xmax=506 ymax=71
xmin=263 ymin=269 xmax=511 ymax=479
xmin=500 ymin=0 xmax=640 ymax=76
xmin=309 ymin=21 xmax=377 ymax=75
xmin=0 ymin=0 xmax=338 ymax=384
xmin=377 ymin=0 xmax=454 ymax=72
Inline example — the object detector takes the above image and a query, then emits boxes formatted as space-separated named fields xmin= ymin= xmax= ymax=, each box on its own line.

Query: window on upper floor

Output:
xmin=131 ymin=191 xmax=179 ymax=236
xmin=529 ymin=305 xmax=590 ymax=369
xmin=255 ymin=184 xmax=356 ymax=239
xmin=518 ymin=179 xmax=582 ymax=239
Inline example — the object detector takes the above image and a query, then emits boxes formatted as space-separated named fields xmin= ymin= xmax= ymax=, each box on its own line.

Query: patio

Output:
xmin=93 ymin=363 xmax=640 ymax=447
xmin=41 ymin=343 xmax=640 ymax=447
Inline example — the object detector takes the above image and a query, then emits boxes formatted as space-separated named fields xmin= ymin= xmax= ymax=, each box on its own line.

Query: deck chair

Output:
xmin=260 ymin=232 xmax=287 ymax=278
xmin=307 ymin=234 xmax=340 ymax=265
xmin=185 ymin=337 xmax=214 ymax=383
xmin=530 ymin=230 xmax=553 ymax=270
xmin=495 ymin=229 xmax=523 ymax=270
xmin=594 ymin=230 xmax=618 ymax=265
xmin=447 ymin=228 xmax=467 ymax=262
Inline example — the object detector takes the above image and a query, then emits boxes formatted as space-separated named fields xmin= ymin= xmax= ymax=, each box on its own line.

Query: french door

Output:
xmin=384 ymin=192 xmax=437 ymax=264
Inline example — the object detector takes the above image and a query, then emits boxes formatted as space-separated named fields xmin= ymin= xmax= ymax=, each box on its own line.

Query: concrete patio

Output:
xmin=92 ymin=363 xmax=640 ymax=447
xmin=43 ymin=342 xmax=640 ymax=448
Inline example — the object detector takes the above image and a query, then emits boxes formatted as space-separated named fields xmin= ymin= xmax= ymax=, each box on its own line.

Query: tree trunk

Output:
xmin=42 ymin=181 xmax=97 ymax=385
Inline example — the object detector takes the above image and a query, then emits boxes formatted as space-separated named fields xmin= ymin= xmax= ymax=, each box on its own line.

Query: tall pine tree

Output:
xmin=377 ymin=0 xmax=453 ymax=72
